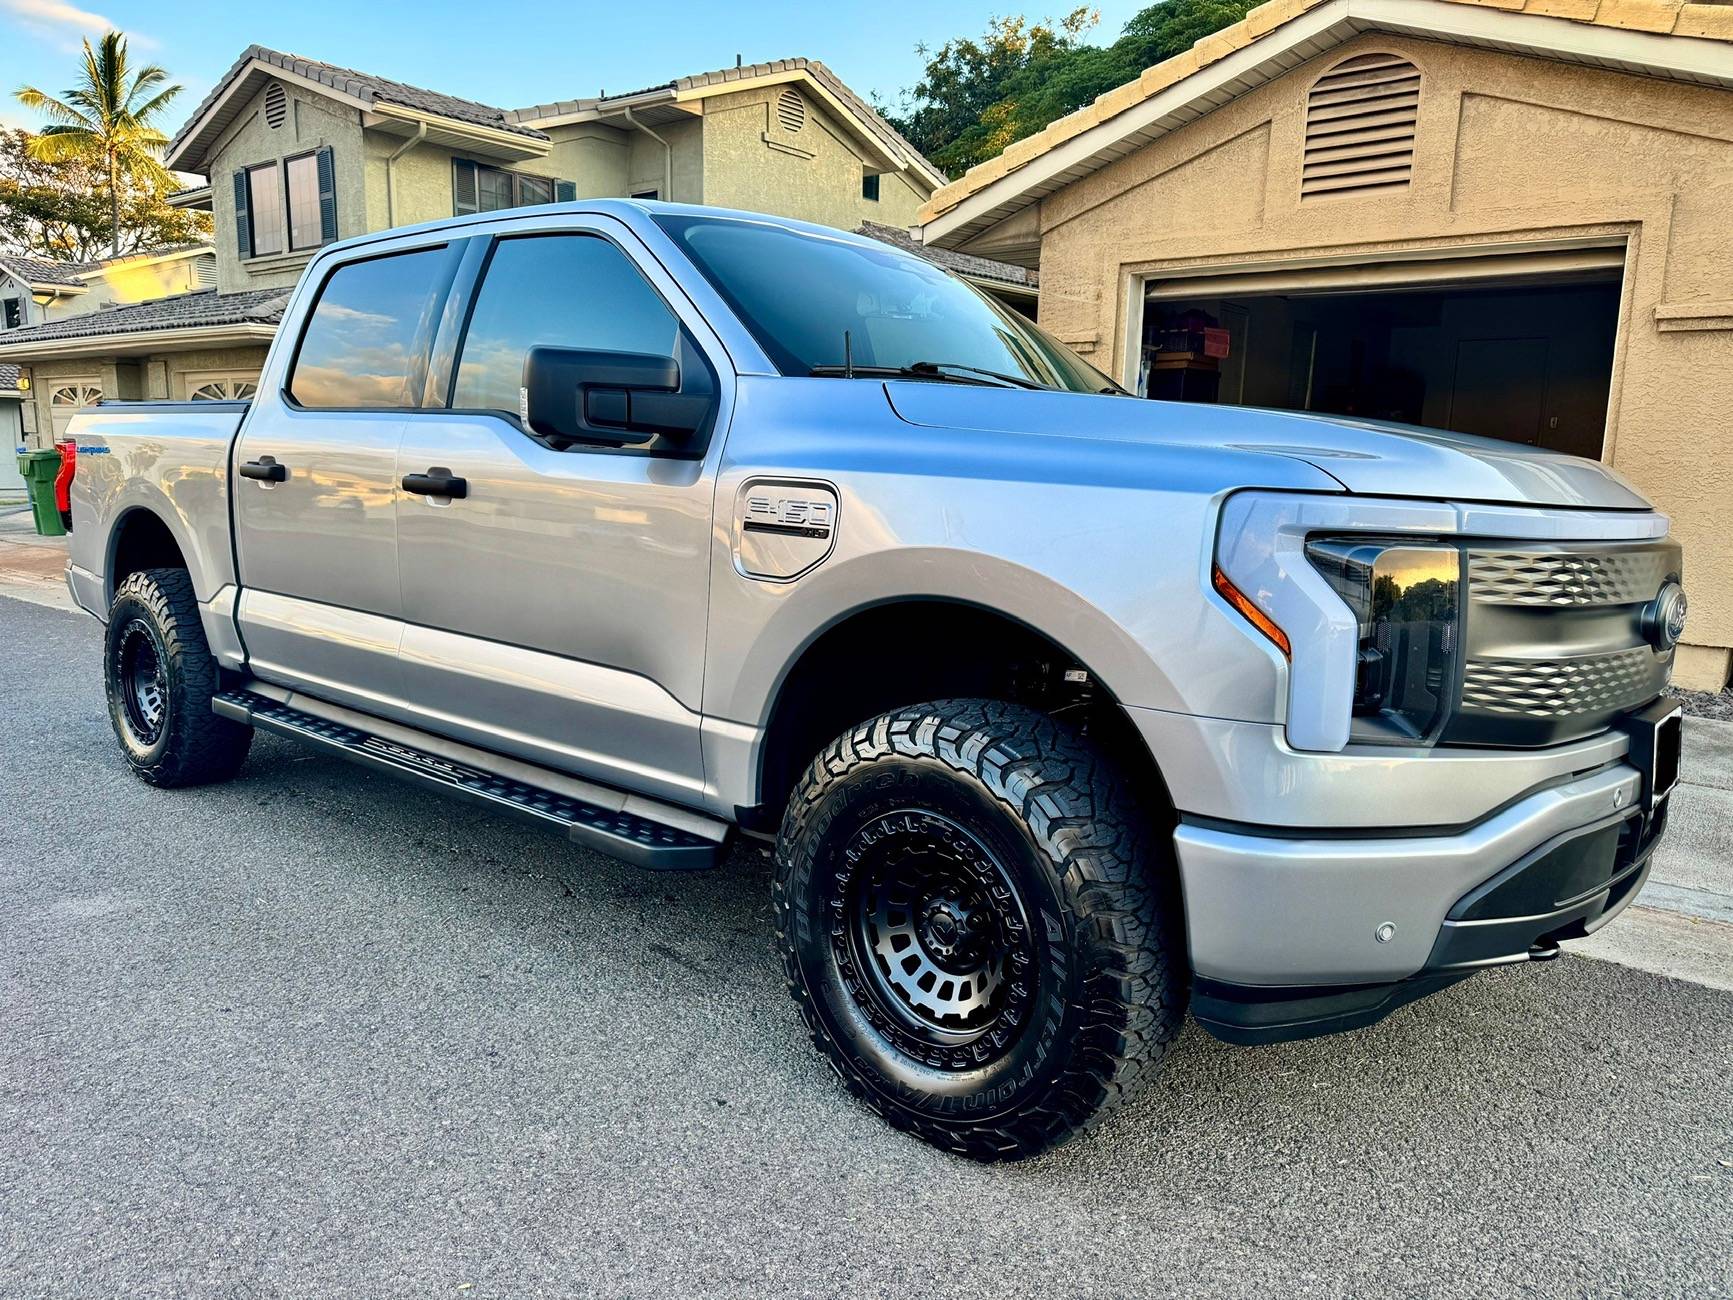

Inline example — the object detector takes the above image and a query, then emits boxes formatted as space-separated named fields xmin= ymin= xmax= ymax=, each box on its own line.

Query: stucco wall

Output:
xmin=700 ymin=86 xmax=926 ymax=230
xmin=361 ymin=138 xmax=569 ymax=231
xmin=1029 ymin=35 xmax=1733 ymax=689
xmin=207 ymin=84 xmax=368 ymax=293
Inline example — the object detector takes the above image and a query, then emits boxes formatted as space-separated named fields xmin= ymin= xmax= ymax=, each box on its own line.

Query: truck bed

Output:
xmin=65 ymin=399 xmax=251 ymax=620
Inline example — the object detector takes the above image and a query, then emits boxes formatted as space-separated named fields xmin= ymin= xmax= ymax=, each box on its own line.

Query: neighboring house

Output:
xmin=916 ymin=0 xmax=1733 ymax=692
xmin=0 ymin=245 xmax=215 ymax=333
xmin=0 ymin=245 xmax=218 ymax=443
xmin=0 ymin=46 xmax=979 ymax=450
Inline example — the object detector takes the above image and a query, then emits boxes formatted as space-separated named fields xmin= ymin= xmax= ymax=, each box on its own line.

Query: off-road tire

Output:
xmin=774 ymin=698 xmax=1186 ymax=1161
xmin=104 ymin=567 xmax=251 ymax=787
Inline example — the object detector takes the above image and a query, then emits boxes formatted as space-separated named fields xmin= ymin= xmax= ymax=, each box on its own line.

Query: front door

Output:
xmin=232 ymin=241 xmax=459 ymax=710
xmin=391 ymin=224 xmax=727 ymax=807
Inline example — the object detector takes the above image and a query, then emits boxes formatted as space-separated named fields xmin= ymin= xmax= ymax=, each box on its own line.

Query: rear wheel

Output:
xmin=104 ymin=568 xmax=251 ymax=787
xmin=774 ymin=698 xmax=1185 ymax=1161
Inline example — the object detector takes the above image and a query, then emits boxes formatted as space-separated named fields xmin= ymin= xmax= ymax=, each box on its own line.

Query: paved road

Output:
xmin=4 ymin=593 xmax=1731 ymax=1299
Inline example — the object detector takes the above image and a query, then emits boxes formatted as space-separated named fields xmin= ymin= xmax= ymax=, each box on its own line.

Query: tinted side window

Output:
xmin=452 ymin=234 xmax=678 ymax=416
xmin=288 ymin=247 xmax=448 ymax=409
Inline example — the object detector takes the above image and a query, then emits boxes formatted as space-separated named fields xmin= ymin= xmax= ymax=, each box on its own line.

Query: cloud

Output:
xmin=2 ymin=0 xmax=155 ymax=49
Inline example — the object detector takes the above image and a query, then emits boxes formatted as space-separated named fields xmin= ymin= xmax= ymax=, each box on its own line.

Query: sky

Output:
xmin=0 ymin=0 xmax=1149 ymax=137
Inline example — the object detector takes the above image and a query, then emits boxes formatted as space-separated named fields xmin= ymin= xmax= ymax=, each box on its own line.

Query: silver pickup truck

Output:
xmin=64 ymin=201 xmax=1686 ymax=1160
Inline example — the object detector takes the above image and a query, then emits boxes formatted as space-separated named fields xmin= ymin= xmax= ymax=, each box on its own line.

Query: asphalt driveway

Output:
xmin=3 ymin=593 xmax=1731 ymax=1298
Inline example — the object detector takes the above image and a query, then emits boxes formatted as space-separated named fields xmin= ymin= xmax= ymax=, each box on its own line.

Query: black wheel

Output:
xmin=104 ymin=568 xmax=252 ymax=787
xmin=774 ymin=699 xmax=1186 ymax=1161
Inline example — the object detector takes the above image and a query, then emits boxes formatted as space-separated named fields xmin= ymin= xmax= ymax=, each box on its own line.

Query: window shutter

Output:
xmin=452 ymin=160 xmax=478 ymax=216
xmin=232 ymin=169 xmax=251 ymax=257
xmin=554 ymin=180 xmax=576 ymax=203
xmin=316 ymin=145 xmax=338 ymax=243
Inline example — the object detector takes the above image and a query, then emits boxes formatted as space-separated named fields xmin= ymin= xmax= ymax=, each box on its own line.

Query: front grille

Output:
xmin=1468 ymin=549 xmax=1671 ymax=607
xmin=1461 ymin=647 xmax=1657 ymax=718
xmin=1446 ymin=538 xmax=1679 ymax=746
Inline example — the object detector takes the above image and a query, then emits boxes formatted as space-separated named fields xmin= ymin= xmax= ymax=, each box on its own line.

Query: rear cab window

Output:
xmin=287 ymin=246 xmax=452 ymax=409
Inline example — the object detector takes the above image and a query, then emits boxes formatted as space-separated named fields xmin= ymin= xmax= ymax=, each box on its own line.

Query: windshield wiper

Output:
xmin=807 ymin=361 xmax=1044 ymax=390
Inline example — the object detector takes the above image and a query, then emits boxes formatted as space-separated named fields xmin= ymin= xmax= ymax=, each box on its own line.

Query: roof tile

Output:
xmin=0 ymin=287 xmax=287 ymax=347
xmin=1677 ymin=2 xmax=1733 ymax=38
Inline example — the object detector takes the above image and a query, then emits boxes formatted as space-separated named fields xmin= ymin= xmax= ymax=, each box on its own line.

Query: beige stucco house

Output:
xmin=916 ymin=0 xmax=1733 ymax=692
xmin=0 ymin=47 xmax=958 ymax=448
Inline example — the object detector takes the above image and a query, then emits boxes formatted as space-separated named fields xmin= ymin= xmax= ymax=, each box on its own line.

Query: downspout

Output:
xmin=621 ymin=106 xmax=673 ymax=201
xmin=384 ymin=121 xmax=429 ymax=228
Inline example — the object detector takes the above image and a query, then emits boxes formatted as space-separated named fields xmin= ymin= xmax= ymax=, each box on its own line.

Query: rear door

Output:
xmin=232 ymin=241 xmax=461 ymax=709
xmin=390 ymin=217 xmax=730 ymax=807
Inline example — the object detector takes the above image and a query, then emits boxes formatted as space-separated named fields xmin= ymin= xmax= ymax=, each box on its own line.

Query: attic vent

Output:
xmin=776 ymin=88 xmax=806 ymax=133
xmin=264 ymin=82 xmax=288 ymax=129
xmin=1301 ymin=53 xmax=1419 ymax=198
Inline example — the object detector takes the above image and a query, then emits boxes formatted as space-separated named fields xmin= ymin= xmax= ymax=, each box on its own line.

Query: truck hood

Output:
xmin=884 ymin=384 xmax=1652 ymax=511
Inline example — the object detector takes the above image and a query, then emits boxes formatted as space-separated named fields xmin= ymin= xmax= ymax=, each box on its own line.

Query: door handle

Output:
xmin=239 ymin=455 xmax=287 ymax=482
xmin=401 ymin=467 xmax=468 ymax=500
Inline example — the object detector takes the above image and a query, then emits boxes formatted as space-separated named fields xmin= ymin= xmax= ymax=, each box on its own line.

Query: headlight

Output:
xmin=1304 ymin=538 xmax=1463 ymax=745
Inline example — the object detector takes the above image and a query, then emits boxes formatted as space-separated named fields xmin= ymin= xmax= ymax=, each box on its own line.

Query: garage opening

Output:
xmin=1136 ymin=249 xmax=1624 ymax=459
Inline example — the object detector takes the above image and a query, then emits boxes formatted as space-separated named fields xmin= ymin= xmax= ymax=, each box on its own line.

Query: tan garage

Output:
xmin=918 ymin=0 xmax=1733 ymax=691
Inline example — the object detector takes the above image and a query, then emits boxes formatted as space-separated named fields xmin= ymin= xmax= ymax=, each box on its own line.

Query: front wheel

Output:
xmin=774 ymin=699 xmax=1186 ymax=1161
xmin=104 ymin=568 xmax=252 ymax=787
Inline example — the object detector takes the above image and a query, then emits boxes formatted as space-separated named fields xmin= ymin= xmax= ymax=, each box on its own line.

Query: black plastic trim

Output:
xmin=213 ymin=688 xmax=722 ymax=870
xmin=1193 ymin=972 xmax=1474 ymax=1046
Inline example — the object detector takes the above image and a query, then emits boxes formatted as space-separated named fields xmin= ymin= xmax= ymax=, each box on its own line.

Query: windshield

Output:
xmin=655 ymin=213 xmax=1123 ymax=395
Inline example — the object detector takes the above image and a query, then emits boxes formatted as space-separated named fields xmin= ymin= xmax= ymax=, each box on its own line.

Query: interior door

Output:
xmin=233 ymin=242 xmax=457 ymax=710
xmin=390 ymin=226 xmax=724 ymax=807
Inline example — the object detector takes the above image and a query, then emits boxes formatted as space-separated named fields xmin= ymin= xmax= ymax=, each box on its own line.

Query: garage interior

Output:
xmin=1138 ymin=253 xmax=1624 ymax=458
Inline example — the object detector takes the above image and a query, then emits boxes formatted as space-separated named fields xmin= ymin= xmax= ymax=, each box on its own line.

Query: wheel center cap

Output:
xmin=919 ymin=898 xmax=972 ymax=960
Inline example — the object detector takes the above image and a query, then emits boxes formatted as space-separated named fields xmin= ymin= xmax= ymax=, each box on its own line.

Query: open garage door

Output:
xmin=1136 ymin=246 xmax=1624 ymax=459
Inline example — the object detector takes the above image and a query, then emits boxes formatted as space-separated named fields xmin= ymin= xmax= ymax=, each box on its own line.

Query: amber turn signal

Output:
xmin=1212 ymin=564 xmax=1291 ymax=659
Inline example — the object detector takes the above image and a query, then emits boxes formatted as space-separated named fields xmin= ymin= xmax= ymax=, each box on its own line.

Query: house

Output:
xmin=915 ymin=0 xmax=1733 ymax=692
xmin=0 ymin=244 xmax=219 ymax=440
xmin=0 ymin=46 xmax=996 ymax=450
xmin=0 ymin=245 xmax=215 ymax=333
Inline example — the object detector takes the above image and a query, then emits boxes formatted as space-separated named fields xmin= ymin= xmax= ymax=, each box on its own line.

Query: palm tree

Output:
xmin=15 ymin=32 xmax=183 ymax=259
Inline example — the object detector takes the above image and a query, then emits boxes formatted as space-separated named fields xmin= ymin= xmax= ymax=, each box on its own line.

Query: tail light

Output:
xmin=53 ymin=436 xmax=76 ymax=530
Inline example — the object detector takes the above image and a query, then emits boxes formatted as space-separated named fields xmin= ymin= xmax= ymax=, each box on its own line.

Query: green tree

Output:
xmin=889 ymin=0 xmax=1257 ymax=176
xmin=0 ymin=128 xmax=208 ymax=261
xmin=15 ymin=31 xmax=183 ymax=258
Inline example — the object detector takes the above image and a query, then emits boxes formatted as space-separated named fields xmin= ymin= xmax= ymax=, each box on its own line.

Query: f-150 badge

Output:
xmin=735 ymin=480 xmax=838 ymax=581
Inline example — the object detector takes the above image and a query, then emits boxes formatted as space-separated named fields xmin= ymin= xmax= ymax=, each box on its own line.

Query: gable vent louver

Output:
xmin=776 ymin=88 xmax=807 ymax=133
xmin=264 ymin=82 xmax=288 ymax=129
xmin=1301 ymin=53 xmax=1419 ymax=198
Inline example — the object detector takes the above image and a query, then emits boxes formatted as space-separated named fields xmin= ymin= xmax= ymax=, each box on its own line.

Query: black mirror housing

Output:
xmin=522 ymin=344 xmax=713 ymax=449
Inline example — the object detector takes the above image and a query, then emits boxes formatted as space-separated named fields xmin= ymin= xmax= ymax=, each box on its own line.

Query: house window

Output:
xmin=246 ymin=162 xmax=285 ymax=256
xmin=286 ymin=153 xmax=322 ymax=251
xmin=452 ymin=160 xmax=566 ymax=216
xmin=862 ymin=173 xmax=880 ymax=202
xmin=2 ymin=297 xmax=20 ymax=330
xmin=632 ymin=190 xmax=660 ymax=201
xmin=234 ymin=147 xmax=335 ymax=261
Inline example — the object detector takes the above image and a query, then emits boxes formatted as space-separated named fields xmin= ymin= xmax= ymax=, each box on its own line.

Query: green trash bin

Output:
xmin=18 ymin=448 xmax=66 ymax=538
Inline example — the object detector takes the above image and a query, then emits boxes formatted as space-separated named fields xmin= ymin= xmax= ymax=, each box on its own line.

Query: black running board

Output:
xmin=213 ymin=689 xmax=723 ymax=870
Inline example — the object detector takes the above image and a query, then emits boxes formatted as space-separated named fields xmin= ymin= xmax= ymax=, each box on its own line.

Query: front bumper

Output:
xmin=1189 ymin=804 xmax=1664 ymax=1044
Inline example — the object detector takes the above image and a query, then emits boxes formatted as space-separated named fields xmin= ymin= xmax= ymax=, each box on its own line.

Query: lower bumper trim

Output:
xmin=1192 ymin=972 xmax=1473 ymax=1046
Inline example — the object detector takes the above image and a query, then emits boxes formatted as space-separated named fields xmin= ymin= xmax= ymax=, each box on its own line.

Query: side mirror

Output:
xmin=522 ymin=342 xmax=714 ymax=449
